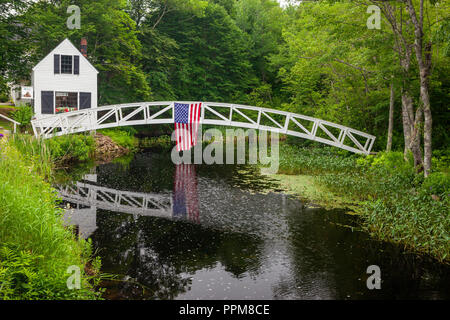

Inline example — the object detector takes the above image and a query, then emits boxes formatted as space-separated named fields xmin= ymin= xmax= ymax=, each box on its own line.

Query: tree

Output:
xmin=20 ymin=0 xmax=151 ymax=104
xmin=0 ymin=0 xmax=33 ymax=93
xmin=127 ymin=0 xmax=208 ymax=29
xmin=370 ymin=0 xmax=449 ymax=176
xmin=234 ymin=0 xmax=284 ymax=82
xmin=271 ymin=1 xmax=398 ymax=147
xmin=139 ymin=1 xmax=255 ymax=102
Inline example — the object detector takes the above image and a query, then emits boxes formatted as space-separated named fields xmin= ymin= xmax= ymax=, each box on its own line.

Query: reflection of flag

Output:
xmin=174 ymin=102 xmax=202 ymax=151
xmin=173 ymin=164 xmax=199 ymax=223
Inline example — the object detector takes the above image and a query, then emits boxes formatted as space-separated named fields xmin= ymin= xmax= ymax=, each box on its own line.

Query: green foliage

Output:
xmin=11 ymin=105 xmax=33 ymax=130
xmin=99 ymin=128 xmax=138 ymax=150
xmin=0 ymin=144 xmax=101 ymax=299
xmin=0 ymin=0 xmax=448 ymax=154
xmin=0 ymin=81 xmax=9 ymax=102
xmin=9 ymin=134 xmax=53 ymax=179
xmin=278 ymin=143 xmax=450 ymax=262
xmin=432 ymin=149 xmax=450 ymax=174
xmin=420 ymin=172 xmax=450 ymax=197
xmin=10 ymin=134 xmax=96 ymax=172
xmin=139 ymin=134 xmax=173 ymax=150
xmin=357 ymin=151 xmax=415 ymax=175
xmin=47 ymin=135 xmax=95 ymax=163
xmin=140 ymin=1 xmax=256 ymax=102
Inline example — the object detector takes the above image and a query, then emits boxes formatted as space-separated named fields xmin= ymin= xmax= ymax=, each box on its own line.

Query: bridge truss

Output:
xmin=31 ymin=101 xmax=376 ymax=154
xmin=57 ymin=182 xmax=173 ymax=219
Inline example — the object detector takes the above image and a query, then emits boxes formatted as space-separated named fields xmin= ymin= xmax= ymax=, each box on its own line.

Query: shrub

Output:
xmin=12 ymin=105 xmax=34 ymax=131
xmin=47 ymin=134 xmax=95 ymax=163
xmin=99 ymin=128 xmax=137 ymax=150
xmin=420 ymin=172 xmax=450 ymax=197
xmin=432 ymin=149 xmax=450 ymax=174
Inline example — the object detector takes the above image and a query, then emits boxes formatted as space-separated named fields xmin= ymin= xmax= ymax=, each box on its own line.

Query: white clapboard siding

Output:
xmin=32 ymin=38 xmax=98 ymax=117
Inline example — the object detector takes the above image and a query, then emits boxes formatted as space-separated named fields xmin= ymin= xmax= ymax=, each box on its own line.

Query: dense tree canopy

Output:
xmin=0 ymin=0 xmax=448 ymax=172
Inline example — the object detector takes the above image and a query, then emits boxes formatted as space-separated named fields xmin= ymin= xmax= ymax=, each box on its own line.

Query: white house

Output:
xmin=32 ymin=38 xmax=98 ymax=117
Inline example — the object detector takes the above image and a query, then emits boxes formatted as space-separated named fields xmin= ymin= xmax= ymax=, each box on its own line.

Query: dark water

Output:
xmin=59 ymin=151 xmax=450 ymax=300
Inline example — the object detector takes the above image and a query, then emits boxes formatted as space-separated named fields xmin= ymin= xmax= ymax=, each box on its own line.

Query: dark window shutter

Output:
xmin=41 ymin=91 xmax=54 ymax=114
xmin=79 ymin=92 xmax=91 ymax=110
xmin=54 ymin=55 xmax=60 ymax=74
xmin=74 ymin=55 xmax=79 ymax=75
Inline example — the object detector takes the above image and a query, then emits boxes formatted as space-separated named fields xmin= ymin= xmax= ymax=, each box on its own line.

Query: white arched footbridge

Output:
xmin=31 ymin=101 xmax=376 ymax=154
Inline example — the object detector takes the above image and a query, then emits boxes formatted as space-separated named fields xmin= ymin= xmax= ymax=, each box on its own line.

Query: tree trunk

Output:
xmin=405 ymin=0 xmax=433 ymax=176
xmin=401 ymin=90 xmax=423 ymax=169
xmin=386 ymin=80 xmax=395 ymax=152
xmin=401 ymin=91 xmax=412 ymax=158
xmin=422 ymin=80 xmax=432 ymax=177
xmin=410 ymin=106 xmax=424 ymax=170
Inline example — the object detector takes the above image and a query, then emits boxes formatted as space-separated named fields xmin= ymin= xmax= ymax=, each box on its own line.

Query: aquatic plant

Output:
xmin=277 ymin=143 xmax=450 ymax=262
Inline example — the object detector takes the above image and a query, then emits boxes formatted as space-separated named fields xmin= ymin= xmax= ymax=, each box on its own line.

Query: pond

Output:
xmin=58 ymin=150 xmax=450 ymax=300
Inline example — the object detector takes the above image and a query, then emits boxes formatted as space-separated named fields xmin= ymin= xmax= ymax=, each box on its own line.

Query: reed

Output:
xmin=0 ymin=144 xmax=101 ymax=299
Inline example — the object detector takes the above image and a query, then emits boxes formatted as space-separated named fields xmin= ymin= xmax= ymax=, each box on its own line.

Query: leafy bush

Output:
xmin=12 ymin=105 xmax=34 ymax=131
xmin=420 ymin=172 xmax=450 ymax=197
xmin=99 ymin=128 xmax=137 ymax=150
xmin=432 ymin=149 xmax=450 ymax=174
xmin=47 ymin=134 xmax=95 ymax=163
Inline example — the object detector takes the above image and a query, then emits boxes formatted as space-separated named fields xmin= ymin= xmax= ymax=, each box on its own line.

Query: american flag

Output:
xmin=174 ymin=102 xmax=202 ymax=151
xmin=173 ymin=164 xmax=200 ymax=223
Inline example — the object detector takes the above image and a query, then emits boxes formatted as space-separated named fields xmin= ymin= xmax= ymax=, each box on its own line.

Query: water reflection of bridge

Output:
xmin=60 ymin=168 xmax=290 ymax=240
xmin=58 ymin=182 xmax=172 ymax=218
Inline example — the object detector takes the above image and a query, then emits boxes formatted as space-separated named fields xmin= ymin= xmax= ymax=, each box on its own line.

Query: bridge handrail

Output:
xmin=0 ymin=113 xmax=20 ymax=133
xmin=31 ymin=101 xmax=376 ymax=155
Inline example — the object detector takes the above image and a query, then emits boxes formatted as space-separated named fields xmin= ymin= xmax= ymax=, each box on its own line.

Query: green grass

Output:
xmin=0 ymin=142 xmax=101 ymax=299
xmin=276 ymin=143 xmax=450 ymax=263
xmin=0 ymin=119 xmax=13 ymax=132
xmin=9 ymin=134 xmax=96 ymax=177
xmin=98 ymin=128 xmax=138 ymax=151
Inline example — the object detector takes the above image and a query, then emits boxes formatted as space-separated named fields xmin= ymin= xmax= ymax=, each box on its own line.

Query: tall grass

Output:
xmin=8 ymin=134 xmax=53 ymax=179
xmin=8 ymin=134 xmax=96 ymax=180
xmin=0 ymin=143 xmax=101 ymax=299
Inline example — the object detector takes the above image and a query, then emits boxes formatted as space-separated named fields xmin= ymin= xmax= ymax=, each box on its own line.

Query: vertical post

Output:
xmin=283 ymin=114 xmax=290 ymax=134
xmin=200 ymin=102 xmax=205 ymax=123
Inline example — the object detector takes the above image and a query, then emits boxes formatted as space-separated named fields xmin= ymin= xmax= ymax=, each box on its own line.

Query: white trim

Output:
xmin=32 ymin=38 xmax=99 ymax=74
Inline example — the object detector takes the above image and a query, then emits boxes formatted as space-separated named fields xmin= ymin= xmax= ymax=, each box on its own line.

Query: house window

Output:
xmin=55 ymin=92 xmax=78 ymax=113
xmin=61 ymin=55 xmax=73 ymax=74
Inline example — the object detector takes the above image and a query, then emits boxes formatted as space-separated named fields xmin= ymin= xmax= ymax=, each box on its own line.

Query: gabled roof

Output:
xmin=32 ymin=38 xmax=99 ymax=74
